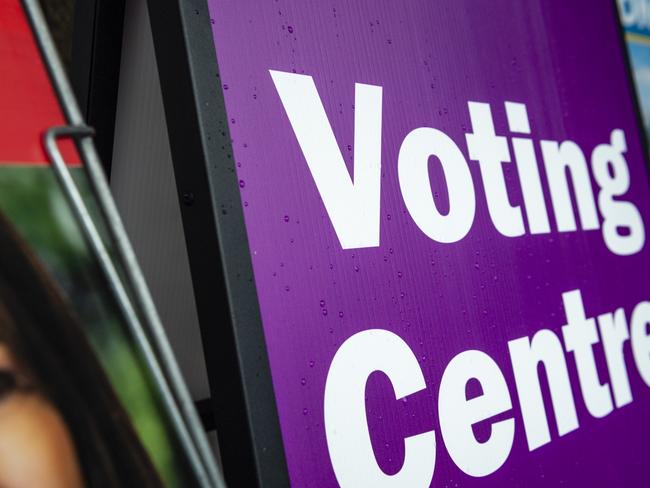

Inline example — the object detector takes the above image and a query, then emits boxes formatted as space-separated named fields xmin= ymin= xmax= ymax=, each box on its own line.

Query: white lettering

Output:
xmin=324 ymin=329 xmax=436 ymax=488
xmin=438 ymin=350 xmax=514 ymax=477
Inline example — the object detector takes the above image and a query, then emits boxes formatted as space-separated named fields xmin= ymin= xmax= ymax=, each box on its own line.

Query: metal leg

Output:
xmin=21 ymin=0 xmax=225 ymax=485
xmin=44 ymin=126 xmax=214 ymax=488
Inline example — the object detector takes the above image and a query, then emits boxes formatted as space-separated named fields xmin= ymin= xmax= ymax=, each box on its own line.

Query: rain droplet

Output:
xmin=239 ymin=179 xmax=246 ymax=188
xmin=309 ymin=360 xmax=315 ymax=368
xmin=283 ymin=215 xmax=290 ymax=223
xmin=287 ymin=25 xmax=294 ymax=33
xmin=300 ymin=378 xmax=307 ymax=386
xmin=322 ymin=309 xmax=328 ymax=316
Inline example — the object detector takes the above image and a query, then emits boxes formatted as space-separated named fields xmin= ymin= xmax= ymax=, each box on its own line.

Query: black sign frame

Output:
xmin=146 ymin=1 xmax=646 ymax=487
xmin=147 ymin=0 xmax=290 ymax=486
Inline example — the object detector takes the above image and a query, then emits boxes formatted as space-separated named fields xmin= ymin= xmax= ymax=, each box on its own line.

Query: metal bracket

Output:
xmin=24 ymin=0 xmax=224 ymax=484
xmin=44 ymin=125 xmax=216 ymax=487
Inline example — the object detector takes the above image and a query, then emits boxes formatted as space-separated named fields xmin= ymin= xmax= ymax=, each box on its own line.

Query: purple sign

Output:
xmin=206 ymin=1 xmax=650 ymax=486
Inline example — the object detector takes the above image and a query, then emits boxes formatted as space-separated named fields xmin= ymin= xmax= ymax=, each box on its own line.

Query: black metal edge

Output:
xmin=146 ymin=0 xmax=290 ymax=486
xmin=71 ymin=0 xmax=126 ymax=177
xmin=611 ymin=0 xmax=650 ymax=175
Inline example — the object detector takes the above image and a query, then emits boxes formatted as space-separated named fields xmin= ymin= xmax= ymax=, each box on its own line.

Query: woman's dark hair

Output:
xmin=0 ymin=210 xmax=164 ymax=487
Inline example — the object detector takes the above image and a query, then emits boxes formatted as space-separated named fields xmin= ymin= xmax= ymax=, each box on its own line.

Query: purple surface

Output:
xmin=206 ymin=1 xmax=650 ymax=486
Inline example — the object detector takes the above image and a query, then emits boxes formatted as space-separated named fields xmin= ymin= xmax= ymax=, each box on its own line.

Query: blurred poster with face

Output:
xmin=619 ymin=0 xmax=650 ymax=138
xmin=0 ymin=1 xmax=198 ymax=486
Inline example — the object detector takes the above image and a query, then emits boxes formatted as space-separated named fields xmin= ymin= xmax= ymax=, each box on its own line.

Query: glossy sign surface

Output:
xmin=207 ymin=1 xmax=650 ymax=486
